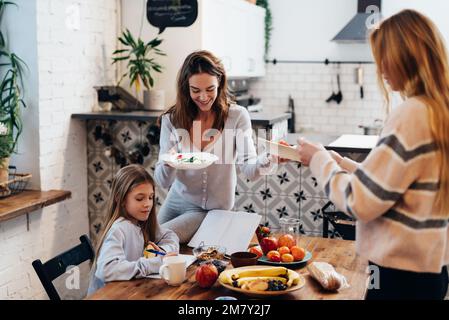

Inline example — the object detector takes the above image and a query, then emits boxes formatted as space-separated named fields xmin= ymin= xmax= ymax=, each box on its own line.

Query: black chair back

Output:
xmin=32 ymin=235 xmax=95 ymax=300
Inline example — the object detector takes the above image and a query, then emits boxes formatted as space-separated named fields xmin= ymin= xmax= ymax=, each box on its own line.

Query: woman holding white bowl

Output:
xmin=154 ymin=50 xmax=278 ymax=243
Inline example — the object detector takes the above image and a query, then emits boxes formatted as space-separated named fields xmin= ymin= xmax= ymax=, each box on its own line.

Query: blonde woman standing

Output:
xmin=297 ymin=10 xmax=449 ymax=299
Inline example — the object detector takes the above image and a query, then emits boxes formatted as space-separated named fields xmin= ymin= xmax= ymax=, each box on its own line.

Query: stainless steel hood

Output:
xmin=332 ymin=0 xmax=381 ymax=43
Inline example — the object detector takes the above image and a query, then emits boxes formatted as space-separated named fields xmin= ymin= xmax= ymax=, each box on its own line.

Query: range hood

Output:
xmin=332 ymin=0 xmax=382 ymax=43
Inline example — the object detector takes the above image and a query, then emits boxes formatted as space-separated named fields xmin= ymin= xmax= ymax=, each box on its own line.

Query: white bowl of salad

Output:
xmin=160 ymin=152 xmax=219 ymax=170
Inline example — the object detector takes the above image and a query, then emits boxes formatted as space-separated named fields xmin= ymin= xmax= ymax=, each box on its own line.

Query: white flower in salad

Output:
xmin=0 ymin=122 xmax=8 ymax=136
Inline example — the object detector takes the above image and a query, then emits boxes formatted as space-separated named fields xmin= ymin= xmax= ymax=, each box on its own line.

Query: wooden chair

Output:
xmin=32 ymin=235 xmax=95 ymax=300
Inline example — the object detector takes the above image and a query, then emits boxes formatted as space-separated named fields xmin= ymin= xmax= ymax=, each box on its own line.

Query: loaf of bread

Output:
xmin=307 ymin=262 xmax=349 ymax=291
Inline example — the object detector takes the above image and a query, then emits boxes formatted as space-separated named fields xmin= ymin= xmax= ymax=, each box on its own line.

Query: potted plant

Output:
xmin=0 ymin=0 xmax=27 ymax=196
xmin=112 ymin=29 xmax=166 ymax=110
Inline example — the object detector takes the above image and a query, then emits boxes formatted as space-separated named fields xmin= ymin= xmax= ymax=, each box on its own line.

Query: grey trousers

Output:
xmin=158 ymin=189 xmax=207 ymax=244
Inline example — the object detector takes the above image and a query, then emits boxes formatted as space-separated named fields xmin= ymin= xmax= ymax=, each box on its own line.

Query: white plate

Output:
xmin=218 ymin=266 xmax=306 ymax=298
xmin=160 ymin=152 xmax=219 ymax=170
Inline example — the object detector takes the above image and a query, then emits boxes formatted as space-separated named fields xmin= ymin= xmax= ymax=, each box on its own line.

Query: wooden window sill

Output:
xmin=0 ymin=190 xmax=72 ymax=226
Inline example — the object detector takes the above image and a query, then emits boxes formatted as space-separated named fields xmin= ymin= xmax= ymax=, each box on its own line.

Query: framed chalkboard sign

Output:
xmin=147 ymin=0 xmax=198 ymax=34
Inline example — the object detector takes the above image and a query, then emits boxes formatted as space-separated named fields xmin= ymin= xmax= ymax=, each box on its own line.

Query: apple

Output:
xmin=266 ymin=250 xmax=281 ymax=262
xmin=248 ymin=246 xmax=263 ymax=258
xmin=260 ymin=236 xmax=278 ymax=255
xmin=278 ymin=234 xmax=296 ymax=249
xmin=290 ymin=246 xmax=306 ymax=261
xmin=195 ymin=263 xmax=219 ymax=288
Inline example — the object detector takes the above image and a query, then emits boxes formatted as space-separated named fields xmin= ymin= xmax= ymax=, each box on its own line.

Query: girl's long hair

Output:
xmin=370 ymin=9 xmax=449 ymax=217
xmin=93 ymin=165 xmax=158 ymax=265
xmin=163 ymin=50 xmax=234 ymax=131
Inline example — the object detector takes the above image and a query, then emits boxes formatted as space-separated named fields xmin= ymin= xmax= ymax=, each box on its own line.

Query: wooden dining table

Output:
xmin=86 ymin=236 xmax=368 ymax=300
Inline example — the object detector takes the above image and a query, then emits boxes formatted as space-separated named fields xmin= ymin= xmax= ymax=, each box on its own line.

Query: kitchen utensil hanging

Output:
xmin=356 ymin=64 xmax=364 ymax=99
xmin=325 ymin=65 xmax=337 ymax=103
xmin=335 ymin=71 xmax=343 ymax=104
xmin=326 ymin=63 xmax=343 ymax=104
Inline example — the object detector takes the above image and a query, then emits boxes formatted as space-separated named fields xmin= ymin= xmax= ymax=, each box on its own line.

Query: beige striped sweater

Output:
xmin=310 ymin=97 xmax=449 ymax=273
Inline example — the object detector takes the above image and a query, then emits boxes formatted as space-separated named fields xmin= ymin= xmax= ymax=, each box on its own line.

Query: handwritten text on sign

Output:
xmin=147 ymin=0 xmax=198 ymax=34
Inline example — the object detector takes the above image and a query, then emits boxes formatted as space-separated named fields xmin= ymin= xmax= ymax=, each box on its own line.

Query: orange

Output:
xmin=278 ymin=234 xmax=296 ymax=249
xmin=290 ymin=246 xmax=306 ymax=261
xmin=281 ymin=253 xmax=294 ymax=263
xmin=266 ymin=250 xmax=281 ymax=262
xmin=277 ymin=246 xmax=290 ymax=255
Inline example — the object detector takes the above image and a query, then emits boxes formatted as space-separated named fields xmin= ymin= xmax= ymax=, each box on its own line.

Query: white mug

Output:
xmin=159 ymin=256 xmax=186 ymax=286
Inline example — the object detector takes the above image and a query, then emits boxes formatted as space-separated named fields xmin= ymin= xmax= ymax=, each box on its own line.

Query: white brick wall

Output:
xmin=0 ymin=0 xmax=118 ymax=300
xmin=250 ymin=63 xmax=387 ymax=135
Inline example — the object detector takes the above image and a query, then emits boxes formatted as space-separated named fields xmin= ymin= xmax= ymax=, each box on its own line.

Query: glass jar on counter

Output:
xmin=279 ymin=217 xmax=300 ymax=236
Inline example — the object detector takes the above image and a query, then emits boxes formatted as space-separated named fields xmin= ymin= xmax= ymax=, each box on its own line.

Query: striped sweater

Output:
xmin=310 ymin=97 xmax=449 ymax=273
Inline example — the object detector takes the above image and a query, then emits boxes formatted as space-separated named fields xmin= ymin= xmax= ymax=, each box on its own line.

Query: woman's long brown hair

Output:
xmin=370 ymin=9 xmax=449 ymax=217
xmin=163 ymin=50 xmax=234 ymax=131
xmin=92 ymin=165 xmax=158 ymax=267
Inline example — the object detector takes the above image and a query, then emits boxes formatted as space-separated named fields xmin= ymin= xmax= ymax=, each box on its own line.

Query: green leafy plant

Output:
xmin=256 ymin=0 xmax=273 ymax=58
xmin=112 ymin=29 xmax=165 ymax=93
xmin=0 ymin=0 xmax=27 ymax=159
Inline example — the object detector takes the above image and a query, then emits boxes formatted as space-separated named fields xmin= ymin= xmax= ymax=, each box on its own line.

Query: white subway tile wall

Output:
xmin=0 ymin=0 xmax=118 ymax=300
xmin=249 ymin=63 xmax=386 ymax=135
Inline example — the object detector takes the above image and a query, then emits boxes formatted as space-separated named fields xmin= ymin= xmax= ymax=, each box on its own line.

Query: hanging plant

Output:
xmin=256 ymin=0 xmax=273 ymax=59
xmin=0 ymin=0 xmax=27 ymax=160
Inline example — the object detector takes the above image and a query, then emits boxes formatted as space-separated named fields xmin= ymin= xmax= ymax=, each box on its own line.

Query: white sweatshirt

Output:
xmin=87 ymin=217 xmax=179 ymax=295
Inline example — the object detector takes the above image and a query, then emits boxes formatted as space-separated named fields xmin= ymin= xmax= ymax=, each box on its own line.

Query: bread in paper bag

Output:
xmin=307 ymin=261 xmax=350 ymax=291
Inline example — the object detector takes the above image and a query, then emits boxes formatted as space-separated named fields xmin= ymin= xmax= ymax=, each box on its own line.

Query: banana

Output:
xmin=233 ymin=276 xmax=287 ymax=288
xmin=246 ymin=279 xmax=269 ymax=292
xmin=286 ymin=269 xmax=301 ymax=287
xmin=218 ymin=270 xmax=234 ymax=285
xmin=230 ymin=266 xmax=288 ymax=280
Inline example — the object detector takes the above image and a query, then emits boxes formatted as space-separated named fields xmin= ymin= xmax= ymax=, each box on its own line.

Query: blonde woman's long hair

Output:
xmin=370 ymin=9 xmax=449 ymax=217
xmin=92 ymin=165 xmax=158 ymax=267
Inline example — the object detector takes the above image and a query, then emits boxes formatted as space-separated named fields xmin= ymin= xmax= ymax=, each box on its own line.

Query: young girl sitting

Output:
xmin=88 ymin=164 xmax=179 ymax=295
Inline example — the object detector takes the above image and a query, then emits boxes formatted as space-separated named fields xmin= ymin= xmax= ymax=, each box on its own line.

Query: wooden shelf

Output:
xmin=0 ymin=190 xmax=71 ymax=223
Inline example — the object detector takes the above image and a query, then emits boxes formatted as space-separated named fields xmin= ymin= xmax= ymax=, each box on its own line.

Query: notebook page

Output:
xmin=187 ymin=210 xmax=231 ymax=248
xmin=188 ymin=210 xmax=262 ymax=255
xmin=219 ymin=211 xmax=262 ymax=254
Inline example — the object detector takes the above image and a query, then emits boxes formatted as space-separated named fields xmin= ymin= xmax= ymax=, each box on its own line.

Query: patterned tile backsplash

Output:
xmin=86 ymin=120 xmax=367 ymax=246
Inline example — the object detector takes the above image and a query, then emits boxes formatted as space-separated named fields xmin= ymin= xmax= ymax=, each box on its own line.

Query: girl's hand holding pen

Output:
xmin=144 ymin=241 xmax=178 ymax=258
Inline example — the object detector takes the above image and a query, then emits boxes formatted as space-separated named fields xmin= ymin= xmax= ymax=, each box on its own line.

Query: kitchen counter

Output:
xmin=71 ymin=110 xmax=163 ymax=122
xmin=285 ymin=133 xmax=376 ymax=153
xmin=248 ymin=112 xmax=291 ymax=127
xmin=71 ymin=110 xmax=291 ymax=127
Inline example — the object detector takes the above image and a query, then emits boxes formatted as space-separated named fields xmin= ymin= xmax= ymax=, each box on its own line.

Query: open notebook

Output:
xmin=188 ymin=210 xmax=262 ymax=255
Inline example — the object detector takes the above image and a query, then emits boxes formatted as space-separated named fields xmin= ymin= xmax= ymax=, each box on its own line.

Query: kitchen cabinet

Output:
xmin=121 ymin=0 xmax=266 ymax=105
xmin=201 ymin=0 xmax=266 ymax=78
